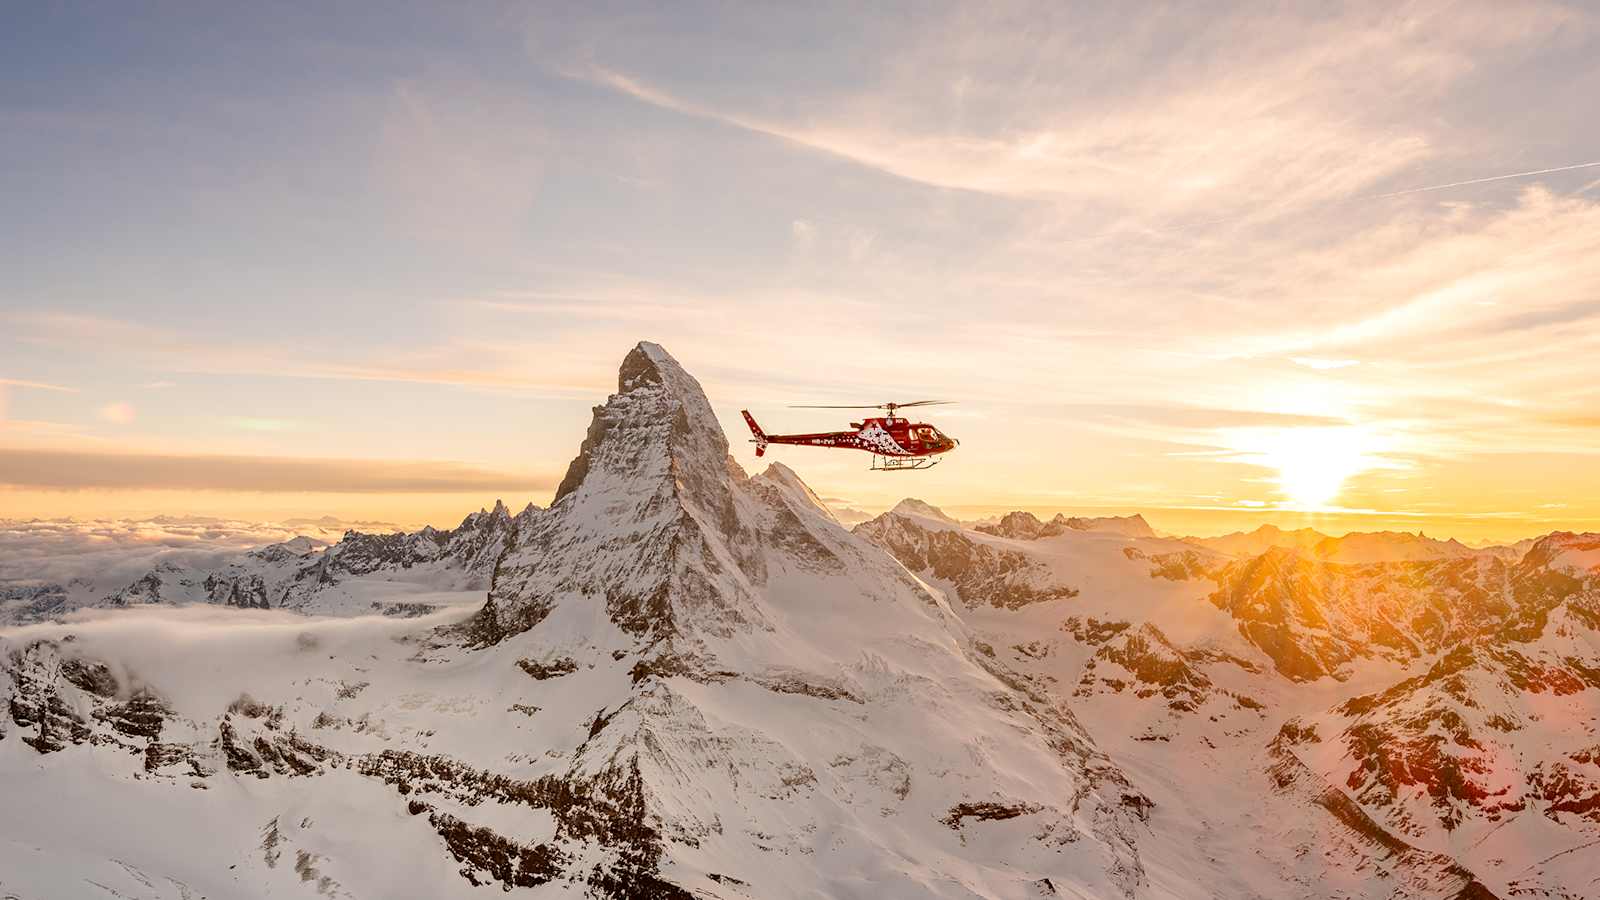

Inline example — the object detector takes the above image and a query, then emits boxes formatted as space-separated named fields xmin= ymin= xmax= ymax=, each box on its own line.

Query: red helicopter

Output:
xmin=740 ymin=401 xmax=959 ymax=471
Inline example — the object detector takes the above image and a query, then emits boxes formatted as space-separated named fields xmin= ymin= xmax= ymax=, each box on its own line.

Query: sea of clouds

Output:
xmin=0 ymin=516 xmax=369 ymax=594
xmin=0 ymin=603 xmax=470 ymax=711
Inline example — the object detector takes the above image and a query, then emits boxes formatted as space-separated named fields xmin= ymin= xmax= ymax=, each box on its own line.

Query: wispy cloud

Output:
xmin=0 ymin=378 xmax=78 ymax=393
xmin=564 ymin=1 xmax=1576 ymax=226
xmin=0 ymin=448 xmax=554 ymax=493
xmin=6 ymin=312 xmax=180 ymax=350
xmin=4 ymin=310 xmax=614 ymax=396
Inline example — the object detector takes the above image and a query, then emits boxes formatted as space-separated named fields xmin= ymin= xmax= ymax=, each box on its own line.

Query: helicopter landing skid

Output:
xmin=871 ymin=455 xmax=939 ymax=471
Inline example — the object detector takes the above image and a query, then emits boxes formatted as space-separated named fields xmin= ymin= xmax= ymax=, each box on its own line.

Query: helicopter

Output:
xmin=740 ymin=401 xmax=959 ymax=471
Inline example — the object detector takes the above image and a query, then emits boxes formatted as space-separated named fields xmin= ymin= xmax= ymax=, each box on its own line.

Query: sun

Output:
xmin=1246 ymin=426 xmax=1377 ymax=510
xmin=1265 ymin=428 xmax=1372 ymax=508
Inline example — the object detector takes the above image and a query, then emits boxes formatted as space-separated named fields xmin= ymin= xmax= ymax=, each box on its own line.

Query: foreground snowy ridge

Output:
xmin=2 ymin=343 xmax=1597 ymax=898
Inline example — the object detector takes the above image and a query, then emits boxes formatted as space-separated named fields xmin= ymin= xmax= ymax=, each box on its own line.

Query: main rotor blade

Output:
xmin=788 ymin=400 xmax=956 ymax=409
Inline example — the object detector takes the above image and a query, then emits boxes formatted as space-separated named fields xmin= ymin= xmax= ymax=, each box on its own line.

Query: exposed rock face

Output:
xmin=855 ymin=507 xmax=1080 ymax=609
xmin=1265 ymin=732 xmax=1504 ymax=900
xmin=0 ymin=584 xmax=69 ymax=625
xmin=1204 ymin=535 xmax=1600 ymax=681
xmin=860 ymin=498 xmax=1600 ymax=892
xmin=977 ymin=511 xmax=1055 ymax=540
xmin=203 ymin=572 xmax=272 ymax=609
xmin=1217 ymin=533 xmax=1600 ymax=880
xmin=104 ymin=563 xmax=191 ymax=607
xmin=300 ymin=501 xmax=521 ymax=592
xmin=1078 ymin=622 xmax=1212 ymax=706
xmin=481 ymin=342 xmax=768 ymax=648
xmin=4 ymin=642 xmax=157 ymax=757
xmin=1302 ymin=617 xmax=1600 ymax=837
xmin=1124 ymin=546 xmax=1212 ymax=581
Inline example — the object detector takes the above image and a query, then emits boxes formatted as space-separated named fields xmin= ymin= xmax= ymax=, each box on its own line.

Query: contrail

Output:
xmin=0 ymin=378 xmax=78 ymax=393
xmin=1368 ymin=160 xmax=1600 ymax=199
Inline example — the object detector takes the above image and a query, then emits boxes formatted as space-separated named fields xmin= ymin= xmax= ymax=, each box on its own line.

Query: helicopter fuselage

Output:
xmin=740 ymin=411 xmax=958 ymax=463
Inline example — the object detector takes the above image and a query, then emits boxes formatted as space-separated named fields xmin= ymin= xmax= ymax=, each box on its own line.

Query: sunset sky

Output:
xmin=4 ymin=2 xmax=1600 ymax=541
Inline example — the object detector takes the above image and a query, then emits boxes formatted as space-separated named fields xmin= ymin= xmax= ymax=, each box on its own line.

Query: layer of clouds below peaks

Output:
xmin=0 ymin=605 xmax=469 ymax=713
xmin=0 ymin=517 xmax=353 ymax=594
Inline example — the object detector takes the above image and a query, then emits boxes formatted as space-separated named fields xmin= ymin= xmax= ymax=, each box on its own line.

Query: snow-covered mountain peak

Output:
xmin=550 ymin=341 xmax=734 ymax=507
xmin=454 ymin=497 xmax=514 ymax=532
xmin=1520 ymin=530 xmax=1600 ymax=573
xmin=480 ymin=343 xmax=769 ymax=646
xmin=888 ymin=497 xmax=960 ymax=526
xmin=1057 ymin=512 xmax=1156 ymax=538
xmin=752 ymin=461 xmax=838 ymax=524
xmin=245 ymin=535 xmax=323 ymax=564
xmin=1310 ymin=529 xmax=1480 ymax=563
xmin=977 ymin=510 xmax=1049 ymax=539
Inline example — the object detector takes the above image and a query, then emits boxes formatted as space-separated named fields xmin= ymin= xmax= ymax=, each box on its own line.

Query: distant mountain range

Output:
xmin=2 ymin=343 xmax=1596 ymax=898
xmin=0 ymin=508 xmax=1540 ymax=630
xmin=1183 ymin=522 xmax=1536 ymax=564
xmin=0 ymin=503 xmax=532 ymax=625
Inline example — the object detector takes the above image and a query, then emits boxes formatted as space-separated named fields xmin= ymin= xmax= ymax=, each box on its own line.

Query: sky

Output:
xmin=3 ymin=1 xmax=1600 ymax=542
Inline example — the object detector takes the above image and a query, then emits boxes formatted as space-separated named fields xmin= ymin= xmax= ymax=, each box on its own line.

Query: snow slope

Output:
xmin=856 ymin=505 xmax=1600 ymax=897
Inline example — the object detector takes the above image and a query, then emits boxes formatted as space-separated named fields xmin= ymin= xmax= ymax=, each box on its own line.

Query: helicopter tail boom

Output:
xmin=740 ymin=410 xmax=769 ymax=457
